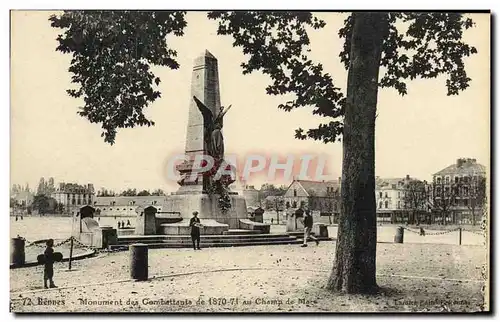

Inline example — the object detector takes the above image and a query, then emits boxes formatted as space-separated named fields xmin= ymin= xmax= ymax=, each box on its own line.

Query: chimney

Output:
xmin=456 ymin=158 xmax=465 ymax=168
xmin=406 ymin=174 xmax=410 ymax=180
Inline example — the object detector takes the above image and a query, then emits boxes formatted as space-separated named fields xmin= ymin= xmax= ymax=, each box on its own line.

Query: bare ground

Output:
xmin=10 ymin=241 xmax=488 ymax=313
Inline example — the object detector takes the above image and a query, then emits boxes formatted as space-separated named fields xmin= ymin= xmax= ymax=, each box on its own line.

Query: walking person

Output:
xmin=190 ymin=211 xmax=203 ymax=250
xmin=126 ymin=220 xmax=131 ymax=227
xmin=301 ymin=208 xmax=319 ymax=247
xmin=43 ymin=239 xmax=57 ymax=288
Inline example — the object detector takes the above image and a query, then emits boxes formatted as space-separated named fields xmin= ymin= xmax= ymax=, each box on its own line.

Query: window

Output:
xmin=385 ymin=201 xmax=389 ymax=209
xmin=455 ymin=176 xmax=459 ymax=184
xmin=436 ymin=187 xmax=441 ymax=195
xmin=103 ymin=208 xmax=106 ymax=211
xmin=130 ymin=208 xmax=133 ymax=211
xmin=379 ymin=192 xmax=382 ymax=198
xmin=379 ymin=202 xmax=382 ymax=209
xmin=398 ymin=191 xmax=401 ymax=198
xmin=286 ymin=201 xmax=290 ymax=209
xmin=437 ymin=177 xmax=442 ymax=184
xmin=385 ymin=192 xmax=388 ymax=198
xmin=397 ymin=201 xmax=401 ymax=209
xmin=293 ymin=189 xmax=297 ymax=197
xmin=445 ymin=176 xmax=450 ymax=184
xmin=292 ymin=201 xmax=297 ymax=208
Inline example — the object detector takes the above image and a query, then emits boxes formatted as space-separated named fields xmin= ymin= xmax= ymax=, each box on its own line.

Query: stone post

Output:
xmin=130 ymin=243 xmax=148 ymax=281
xmin=394 ymin=226 xmax=404 ymax=243
xmin=11 ymin=237 xmax=25 ymax=266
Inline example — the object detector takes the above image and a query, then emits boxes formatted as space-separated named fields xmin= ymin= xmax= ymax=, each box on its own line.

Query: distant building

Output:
xmin=11 ymin=189 xmax=34 ymax=208
xmin=431 ymin=158 xmax=487 ymax=225
xmin=376 ymin=175 xmax=415 ymax=223
xmin=283 ymin=179 xmax=341 ymax=224
xmin=52 ymin=183 xmax=95 ymax=213
xmin=93 ymin=196 xmax=166 ymax=217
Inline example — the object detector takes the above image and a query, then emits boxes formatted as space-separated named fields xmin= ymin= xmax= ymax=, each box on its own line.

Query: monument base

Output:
xmin=162 ymin=193 xmax=247 ymax=229
xmin=160 ymin=219 xmax=229 ymax=235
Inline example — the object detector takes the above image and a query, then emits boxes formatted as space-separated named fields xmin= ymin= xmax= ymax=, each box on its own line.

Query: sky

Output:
xmin=10 ymin=11 xmax=490 ymax=193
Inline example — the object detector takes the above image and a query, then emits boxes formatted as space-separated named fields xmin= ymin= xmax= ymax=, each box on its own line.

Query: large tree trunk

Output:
xmin=326 ymin=13 xmax=387 ymax=294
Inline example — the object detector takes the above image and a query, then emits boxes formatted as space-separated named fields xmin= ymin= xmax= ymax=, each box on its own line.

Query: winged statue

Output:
xmin=193 ymin=96 xmax=232 ymax=160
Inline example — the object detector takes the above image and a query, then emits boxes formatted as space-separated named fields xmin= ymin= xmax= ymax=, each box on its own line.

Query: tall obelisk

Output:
xmin=176 ymin=50 xmax=221 ymax=194
xmin=164 ymin=50 xmax=248 ymax=229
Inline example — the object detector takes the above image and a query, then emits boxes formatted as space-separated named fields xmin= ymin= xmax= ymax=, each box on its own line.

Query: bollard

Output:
xmin=459 ymin=227 xmax=462 ymax=245
xmin=130 ymin=243 xmax=148 ymax=281
xmin=394 ymin=227 xmax=404 ymax=243
xmin=11 ymin=237 xmax=25 ymax=266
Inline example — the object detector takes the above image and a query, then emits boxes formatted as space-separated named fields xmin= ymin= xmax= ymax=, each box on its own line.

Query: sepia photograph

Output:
xmin=9 ymin=8 xmax=491 ymax=313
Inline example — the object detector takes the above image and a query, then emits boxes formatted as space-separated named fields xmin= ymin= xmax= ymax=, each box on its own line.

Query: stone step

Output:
xmin=223 ymin=229 xmax=261 ymax=235
xmin=116 ymin=236 xmax=298 ymax=245
xmin=109 ymin=239 xmax=305 ymax=250
xmin=117 ymin=233 xmax=293 ymax=242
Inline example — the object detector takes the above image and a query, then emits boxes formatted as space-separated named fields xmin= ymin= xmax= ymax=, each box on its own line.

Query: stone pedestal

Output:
xmin=163 ymin=193 xmax=247 ymax=230
xmin=312 ymin=223 xmax=329 ymax=238
xmin=135 ymin=206 xmax=158 ymax=235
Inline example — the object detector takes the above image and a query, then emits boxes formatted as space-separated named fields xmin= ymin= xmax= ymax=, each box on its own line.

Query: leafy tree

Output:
xmin=32 ymin=194 xmax=51 ymax=215
xmin=37 ymin=177 xmax=46 ymax=195
xmin=10 ymin=197 xmax=18 ymax=208
xmin=50 ymin=11 xmax=477 ymax=294
xmin=137 ymin=189 xmax=151 ymax=196
xmin=429 ymin=179 xmax=461 ymax=224
xmin=464 ymin=176 xmax=487 ymax=225
xmin=402 ymin=179 xmax=427 ymax=224
xmin=151 ymin=188 xmax=166 ymax=196
xmin=120 ymin=188 xmax=137 ymax=196
xmin=259 ymin=183 xmax=287 ymax=200
xmin=208 ymin=11 xmax=476 ymax=293
xmin=49 ymin=11 xmax=187 ymax=144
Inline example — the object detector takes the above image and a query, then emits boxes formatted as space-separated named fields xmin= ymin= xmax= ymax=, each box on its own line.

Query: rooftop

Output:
xmin=434 ymin=158 xmax=486 ymax=176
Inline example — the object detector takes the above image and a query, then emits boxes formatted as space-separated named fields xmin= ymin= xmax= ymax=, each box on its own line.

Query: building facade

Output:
xmin=283 ymin=179 xmax=341 ymax=224
xmin=93 ymin=196 xmax=167 ymax=217
xmin=51 ymin=183 xmax=95 ymax=213
xmin=431 ymin=158 xmax=487 ymax=225
xmin=375 ymin=175 xmax=429 ymax=224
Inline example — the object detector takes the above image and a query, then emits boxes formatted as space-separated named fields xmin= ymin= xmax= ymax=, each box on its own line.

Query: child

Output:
xmin=43 ymin=239 xmax=57 ymax=289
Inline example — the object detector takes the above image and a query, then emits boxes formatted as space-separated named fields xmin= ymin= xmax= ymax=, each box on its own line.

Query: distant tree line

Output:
xmin=97 ymin=187 xmax=166 ymax=197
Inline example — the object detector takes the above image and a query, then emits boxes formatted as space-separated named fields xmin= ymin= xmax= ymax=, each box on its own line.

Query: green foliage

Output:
xmin=137 ymin=189 xmax=151 ymax=196
xmin=50 ymin=11 xmax=477 ymax=145
xmin=32 ymin=194 xmax=51 ymax=215
xmin=49 ymin=11 xmax=187 ymax=144
xmin=259 ymin=183 xmax=287 ymax=200
xmin=151 ymin=189 xmax=165 ymax=196
xmin=120 ymin=188 xmax=137 ymax=196
xmin=209 ymin=11 xmax=477 ymax=143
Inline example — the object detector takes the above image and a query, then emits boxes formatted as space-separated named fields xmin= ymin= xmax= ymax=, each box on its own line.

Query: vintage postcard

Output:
xmin=9 ymin=10 xmax=490 ymax=313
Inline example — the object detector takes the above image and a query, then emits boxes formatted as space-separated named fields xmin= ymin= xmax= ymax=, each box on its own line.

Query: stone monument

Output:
xmin=161 ymin=50 xmax=249 ymax=232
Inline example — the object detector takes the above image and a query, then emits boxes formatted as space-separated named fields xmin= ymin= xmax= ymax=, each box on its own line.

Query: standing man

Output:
xmin=301 ymin=207 xmax=319 ymax=247
xmin=190 ymin=211 xmax=203 ymax=250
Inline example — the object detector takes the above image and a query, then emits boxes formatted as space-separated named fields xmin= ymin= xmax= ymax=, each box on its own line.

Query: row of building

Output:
xmin=281 ymin=158 xmax=487 ymax=225
xmin=12 ymin=158 xmax=486 ymax=225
